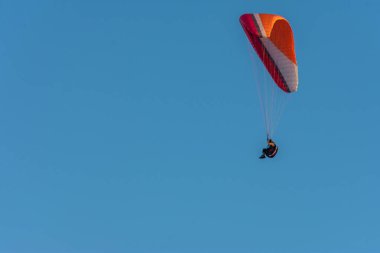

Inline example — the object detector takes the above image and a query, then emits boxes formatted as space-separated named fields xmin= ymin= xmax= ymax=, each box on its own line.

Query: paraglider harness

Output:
xmin=259 ymin=138 xmax=278 ymax=159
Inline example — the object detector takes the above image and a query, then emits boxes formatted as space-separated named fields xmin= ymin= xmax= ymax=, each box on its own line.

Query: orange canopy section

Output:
xmin=259 ymin=14 xmax=297 ymax=65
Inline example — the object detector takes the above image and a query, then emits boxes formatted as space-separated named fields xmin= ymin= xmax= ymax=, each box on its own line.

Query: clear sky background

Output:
xmin=0 ymin=0 xmax=379 ymax=252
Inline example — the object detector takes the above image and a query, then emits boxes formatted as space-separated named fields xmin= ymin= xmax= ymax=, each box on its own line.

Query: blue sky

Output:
xmin=0 ymin=0 xmax=379 ymax=252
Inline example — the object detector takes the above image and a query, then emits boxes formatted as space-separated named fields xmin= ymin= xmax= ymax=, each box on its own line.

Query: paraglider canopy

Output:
xmin=240 ymin=14 xmax=298 ymax=93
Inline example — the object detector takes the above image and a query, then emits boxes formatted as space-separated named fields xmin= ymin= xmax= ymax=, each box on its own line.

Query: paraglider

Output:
xmin=240 ymin=13 xmax=298 ymax=159
xmin=259 ymin=139 xmax=278 ymax=159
